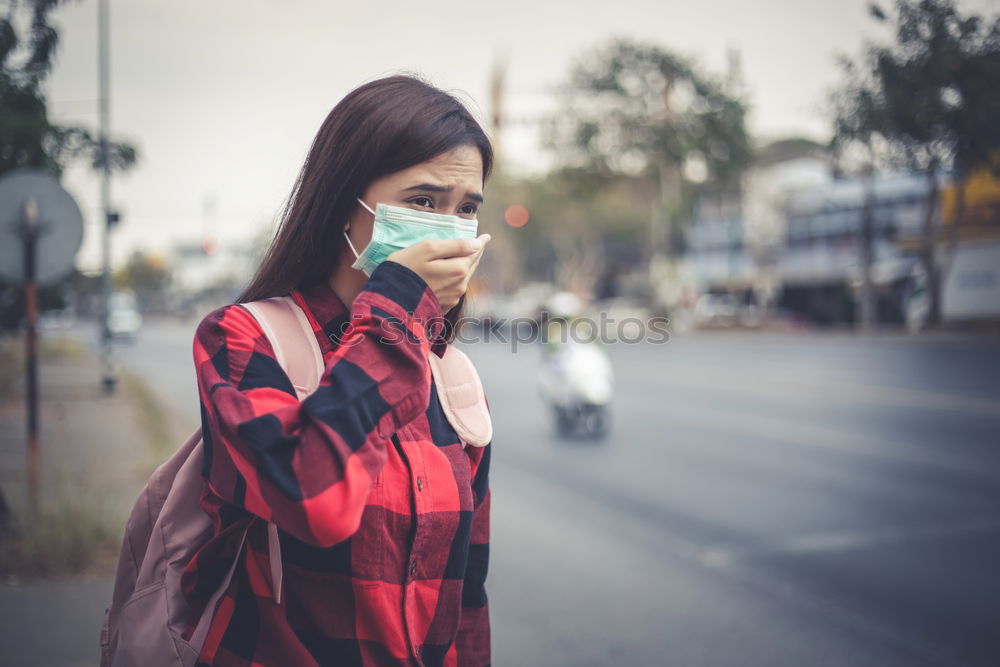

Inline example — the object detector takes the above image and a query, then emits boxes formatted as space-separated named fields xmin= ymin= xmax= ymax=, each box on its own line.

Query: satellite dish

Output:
xmin=0 ymin=168 xmax=85 ymax=286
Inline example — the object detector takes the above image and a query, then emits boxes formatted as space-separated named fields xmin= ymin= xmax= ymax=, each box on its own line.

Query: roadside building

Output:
xmin=681 ymin=138 xmax=1000 ymax=328
xmin=904 ymin=168 xmax=1000 ymax=330
xmin=680 ymin=138 xmax=830 ymax=326
xmin=779 ymin=171 xmax=929 ymax=324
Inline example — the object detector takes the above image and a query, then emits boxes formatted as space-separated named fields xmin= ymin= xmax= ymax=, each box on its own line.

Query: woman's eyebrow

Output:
xmin=403 ymin=182 xmax=484 ymax=203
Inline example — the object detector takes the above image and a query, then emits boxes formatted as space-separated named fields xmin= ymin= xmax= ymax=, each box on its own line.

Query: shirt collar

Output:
xmin=291 ymin=281 xmax=350 ymax=353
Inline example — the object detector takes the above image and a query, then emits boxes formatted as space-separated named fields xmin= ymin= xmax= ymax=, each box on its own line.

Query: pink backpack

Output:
xmin=100 ymin=296 xmax=491 ymax=667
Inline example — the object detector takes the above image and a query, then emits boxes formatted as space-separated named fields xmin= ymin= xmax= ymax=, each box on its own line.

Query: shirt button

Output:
xmin=416 ymin=477 xmax=423 ymax=491
xmin=409 ymin=561 xmax=417 ymax=576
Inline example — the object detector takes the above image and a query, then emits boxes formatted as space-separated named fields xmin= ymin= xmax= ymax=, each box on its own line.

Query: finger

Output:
xmin=422 ymin=234 xmax=490 ymax=260
xmin=463 ymin=234 xmax=490 ymax=268
xmin=422 ymin=236 xmax=482 ymax=260
xmin=468 ymin=245 xmax=487 ymax=273
xmin=428 ymin=256 xmax=472 ymax=278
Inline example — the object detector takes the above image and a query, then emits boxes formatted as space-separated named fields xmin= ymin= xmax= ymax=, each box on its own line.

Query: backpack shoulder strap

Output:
xmin=213 ymin=296 xmax=324 ymax=608
xmin=241 ymin=296 xmax=325 ymax=398
xmin=428 ymin=345 xmax=492 ymax=448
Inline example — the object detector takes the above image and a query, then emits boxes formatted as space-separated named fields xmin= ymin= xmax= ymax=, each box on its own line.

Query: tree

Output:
xmin=1 ymin=0 xmax=137 ymax=177
xmin=0 ymin=0 xmax=140 ymax=330
xmin=546 ymin=38 xmax=752 ymax=280
xmin=832 ymin=0 xmax=1000 ymax=327
xmin=114 ymin=251 xmax=171 ymax=312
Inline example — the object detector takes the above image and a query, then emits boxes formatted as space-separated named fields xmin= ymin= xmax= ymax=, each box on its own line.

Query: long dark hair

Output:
xmin=238 ymin=75 xmax=493 ymax=335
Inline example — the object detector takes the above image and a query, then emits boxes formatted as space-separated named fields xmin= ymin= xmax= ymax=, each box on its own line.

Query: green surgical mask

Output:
xmin=345 ymin=199 xmax=478 ymax=276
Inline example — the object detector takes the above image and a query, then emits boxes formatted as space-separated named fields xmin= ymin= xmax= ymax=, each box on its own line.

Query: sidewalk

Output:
xmin=0 ymin=335 xmax=163 ymax=667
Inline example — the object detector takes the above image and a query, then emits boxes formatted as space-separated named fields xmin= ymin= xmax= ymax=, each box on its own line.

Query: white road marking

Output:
xmin=698 ymin=515 xmax=1000 ymax=567
xmin=633 ymin=364 xmax=1000 ymax=417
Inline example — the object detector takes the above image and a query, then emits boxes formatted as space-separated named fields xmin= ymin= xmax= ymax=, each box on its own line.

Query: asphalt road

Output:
xmin=112 ymin=319 xmax=1000 ymax=667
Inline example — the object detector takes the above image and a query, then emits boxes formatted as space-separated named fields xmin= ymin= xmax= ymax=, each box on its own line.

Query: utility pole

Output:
xmin=98 ymin=0 xmax=116 ymax=392
xmin=488 ymin=51 xmax=507 ymax=168
xmin=858 ymin=165 xmax=876 ymax=332
xmin=21 ymin=198 xmax=41 ymax=517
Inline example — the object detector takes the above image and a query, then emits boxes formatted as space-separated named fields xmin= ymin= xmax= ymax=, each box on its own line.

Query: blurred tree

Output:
xmin=113 ymin=251 xmax=171 ymax=312
xmin=832 ymin=0 xmax=1000 ymax=327
xmin=0 ymin=0 xmax=138 ymax=177
xmin=0 ymin=0 xmax=140 ymax=330
xmin=546 ymin=38 xmax=752 ymax=277
xmin=478 ymin=166 xmax=654 ymax=296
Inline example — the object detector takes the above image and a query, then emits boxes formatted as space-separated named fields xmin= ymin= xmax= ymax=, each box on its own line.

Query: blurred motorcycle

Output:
xmin=536 ymin=291 xmax=614 ymax=439
xmin=538 ymin=337 xmax=614 ymax=439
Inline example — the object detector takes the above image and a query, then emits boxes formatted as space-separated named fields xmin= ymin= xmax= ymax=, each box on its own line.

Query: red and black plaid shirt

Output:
xmin=183 ymin=261 xmax=491 ymax=666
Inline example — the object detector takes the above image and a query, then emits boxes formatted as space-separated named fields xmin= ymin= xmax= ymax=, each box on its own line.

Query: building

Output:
xmin=779 ymin=171 xmax=930 ymax=324
xmin=679 ymin=138 xmax=831 ymax=322
xmin=681 ymin=138 xmax=1000 ymax=327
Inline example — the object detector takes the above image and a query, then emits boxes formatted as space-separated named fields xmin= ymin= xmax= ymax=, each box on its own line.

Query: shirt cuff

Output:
xmin=358 ymin=260 xmax=444 ymax=329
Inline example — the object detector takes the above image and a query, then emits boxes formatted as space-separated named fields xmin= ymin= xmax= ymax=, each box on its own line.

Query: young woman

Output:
xmin=184 ymin=75 xmax=493 ymax=667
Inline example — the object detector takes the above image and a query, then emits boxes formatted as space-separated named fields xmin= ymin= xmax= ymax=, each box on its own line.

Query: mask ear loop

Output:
xmin=343 ymin=230 xmax=361 ymax=259
xmin=356 ymin=198 xmax=376 ymax=216
xmin=344 ymin=198 xmax=375 ymax=259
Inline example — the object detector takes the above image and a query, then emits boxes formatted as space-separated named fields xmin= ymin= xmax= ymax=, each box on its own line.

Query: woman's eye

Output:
xmin=410 ymin=196 xmax=433 ymax=208
xmin=459 ymin=204 xmax=478 ymax=216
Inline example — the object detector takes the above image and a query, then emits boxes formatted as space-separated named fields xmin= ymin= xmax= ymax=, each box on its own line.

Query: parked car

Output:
xmin=693 ymin=293 xmax=738 ymax=328
xmin=108 ymin=292 xmax=143 ymax=340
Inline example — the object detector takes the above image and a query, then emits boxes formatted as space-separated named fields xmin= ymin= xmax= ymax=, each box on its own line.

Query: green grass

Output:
xmin=0 ymin=481 xmax=123 ymax=582
xmin=40 ymin=336 xmax=88 ymax=360
xmin=0 ymin=337 xmax=19 ymax=400
xmin=121 ymin=368 xmax=174 ymax=459
xmin=0 ymin=335 xmax=89 ymax=400
xmin=0 ymin=339 xmax=174 ymax=581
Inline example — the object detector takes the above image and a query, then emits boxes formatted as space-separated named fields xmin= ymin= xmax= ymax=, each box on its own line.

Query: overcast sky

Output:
xmin=44 ymin=0 xmax=1000 ymax=271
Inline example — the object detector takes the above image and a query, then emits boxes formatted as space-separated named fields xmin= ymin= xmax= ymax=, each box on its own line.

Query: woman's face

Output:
xmin=346 ymin=144 xmax=485 ymax=251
